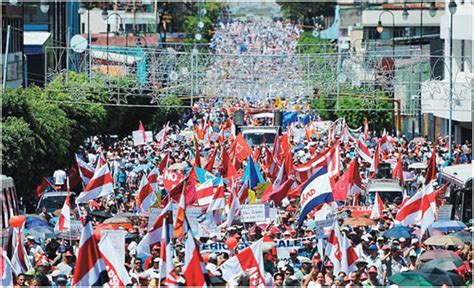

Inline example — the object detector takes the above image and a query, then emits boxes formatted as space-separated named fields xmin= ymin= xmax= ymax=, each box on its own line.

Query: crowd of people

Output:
xmin=206 ymin=19 xmax=307 ymax=100
xmin=6 ymin=95 xmax=472 ymax=287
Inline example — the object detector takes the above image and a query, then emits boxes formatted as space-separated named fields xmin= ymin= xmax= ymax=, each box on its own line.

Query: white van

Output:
xmin=365 ymin=179 xmax=404 ymax=205
xmin=241 ymin=126 xmax=279 ymax=147
xmin=1 ymin=175 xmax=19 ymax=229
xmin=441 ymin=163 xmax=472 ymax=222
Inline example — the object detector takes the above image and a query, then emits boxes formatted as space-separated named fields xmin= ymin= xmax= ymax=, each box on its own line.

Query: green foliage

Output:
xmin=152 ymin=95 xmax=184 ymax=126
xmin=296 ymin=32 xmax=336 ymax=54
xmin=277 ymin=2 xmax=335 ymax=26
xmin=1 ymin=117 xmax=36 ymax=174
xmin=183 ymin=2 xmax=224 ymax=42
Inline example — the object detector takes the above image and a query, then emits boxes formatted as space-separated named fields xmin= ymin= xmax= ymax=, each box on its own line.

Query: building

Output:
xmin=2 ymin=3 xmax=24 ymax=89
xmin=421 ymin=0 xmax=472 ymax=143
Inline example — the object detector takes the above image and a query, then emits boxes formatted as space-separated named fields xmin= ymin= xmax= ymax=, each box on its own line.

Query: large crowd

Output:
xmin=6 ymin=96 xmax=473 ymax=287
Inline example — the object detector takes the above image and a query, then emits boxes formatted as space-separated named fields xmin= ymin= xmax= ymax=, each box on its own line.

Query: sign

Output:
xmin=312 ymin=218 xmax=335 ymax=230
xmin=132 ymin=130 xmax=153 ymax=146
xmin=101 ymin=230 xmax=127 ymax=264
xmin=200 ymin=241 xmax=250 ymax=253
xmin=275 ymin=235 xmax=326 ymax=262
xmin=163 ymin=169 xmax=184 ymax=191
xmin=58 ymin=219 xmax=82 ymax=240
xmin=186 ymin=206 xmax=204 ymax=232
xmin=437 ymin=204 xmax=453 ymax=221
xmin=197 ymin=223 xmax=220 ymax=239
xmin=241 ymin=204 xmax=266 ymax=223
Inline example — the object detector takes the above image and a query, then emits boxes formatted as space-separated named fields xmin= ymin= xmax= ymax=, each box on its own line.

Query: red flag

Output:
xmin=230 ymin=133 xmax=252 ymax=163
xmin=163 ymin=169 xmax=185 ymax=192
xmin=221 ymin=148 xmax=237 ymax=178
xmin=370 ymin=192 xmax=384 ymax=220
xmin=332 ymin=158 xmax=363 ymax=201
xmin=392 ymin=153 xmax=404 ymax=186
xmin=424 ymin=144 xmax=437 ymax=185
xmin=138 ymin=121 xmax=147 ymax=143
xmin=35 ymin=177 xmax=53 ymax=199
xmin=183 ymin=229 xmax=209 ymax=286
xmin=173 ymin=188 xmax=186 ymax=239
xmin=184 ymin=169 xmax=198 ymax=206
xmin=159 ymin=153 xmax=169 ymax=174
xmin=369 ymin=143 xmax=380 ymax=178
xmin=363 ymin=118 xmax=369 ymax=140
xmin=204 ymin=146 xmax=218 ymax=172
xmin=194 ymin=138 xmax=201 ymax=168
xmin=266 ymin=177 xmax=295 ymax=205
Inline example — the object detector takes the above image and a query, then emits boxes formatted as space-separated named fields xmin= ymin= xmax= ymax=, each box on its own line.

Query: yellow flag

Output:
xmin=248 ymin=189 xmax=257 ymax=204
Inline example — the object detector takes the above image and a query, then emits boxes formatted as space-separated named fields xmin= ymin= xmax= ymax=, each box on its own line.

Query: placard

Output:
xmin=132 ymin=130 xmax=153 ymax=146
xmin=186 ymin=206 xmax=204 ymax=232
xmin=437 ymin=204 xmax=453 ymax=221
xmin=200 ymin=241 xmax=249 ymax=253
xmin=313 ymin=218 xmax=335 ymax=230
xmin=197 ymin=223 xmax=220 ymax=239
xmin=275 ymin=234 xmax=326 ymax=262
xmin=241 ymin=204 xmax=266 ymax=223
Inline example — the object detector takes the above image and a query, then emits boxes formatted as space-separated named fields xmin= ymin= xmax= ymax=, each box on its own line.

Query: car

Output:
xmin=365 ymin=179 xmax=404 ymax=205
xmin=241 ymin=126 xmax=278 ymax=147
xmin=37 ymin=191 xmax=76 ymax=213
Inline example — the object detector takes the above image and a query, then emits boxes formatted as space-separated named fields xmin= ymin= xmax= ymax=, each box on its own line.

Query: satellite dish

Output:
xmin=70 ymin=34 xmax=88 ymax=53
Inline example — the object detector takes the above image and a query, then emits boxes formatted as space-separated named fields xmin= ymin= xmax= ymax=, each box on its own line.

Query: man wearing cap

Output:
xmin=365 ymin=244 xmax=384 ymax=282
xmin=383 ymin=246 xmax=407 ymax=284
xmin=363 ymin=266 xmax=382 ymax=287
xmin=143 ymin=257 xmax=161 ymax=280
xmin=403 ymin=238 xmax=424 ymax=260
xmin=293 ymin=258 xmax=312 ymax=281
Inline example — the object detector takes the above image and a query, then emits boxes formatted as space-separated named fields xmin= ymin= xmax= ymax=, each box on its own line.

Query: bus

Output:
xmin=441 ymin=163 xmax=472 ymax=223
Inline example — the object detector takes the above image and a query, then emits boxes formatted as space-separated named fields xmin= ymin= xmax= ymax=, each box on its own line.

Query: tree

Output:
xmin=183 ymin=2 xmax=225 ymax=43
xmin=277 ymin=2 xmax=335 ymax=27
xmin=296 ymin=31 xmax=336 ymax=54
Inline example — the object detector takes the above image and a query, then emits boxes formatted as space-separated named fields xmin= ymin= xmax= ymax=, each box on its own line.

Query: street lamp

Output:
xmin=429 ymin=2 xmax=437 ymax=17
xmin=78 ymin=1 xmax=93 ymax=82
xmin=448 ymin=0 xmax=457 ymax=163
xmin=40 ymin=0 xmax=49 ymax=13
xmin=376 ymin=10 xmax=395 ymax=55
xmin=102 ymin=9 xmax=125 ymax=74
xmin=402 ymin=6 xmax=409 ymax=21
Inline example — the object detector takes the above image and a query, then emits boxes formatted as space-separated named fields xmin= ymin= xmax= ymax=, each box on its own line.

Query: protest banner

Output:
xmin=241 ymin=204 xmax=266 ymax=223
xmin=200 ymin=241 xmax=250 ymax=254
xmin=132 ymin=130 xmax=153 ymax=146
xmin=275 ymin=234 xmax=326 ymax=262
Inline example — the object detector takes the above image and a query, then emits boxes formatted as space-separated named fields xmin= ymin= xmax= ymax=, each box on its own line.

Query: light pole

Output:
xmin=376 ymin=10 xmax=395 ymax=56
xmin=102 ymin=8 xmax=124 ymax=74
xmin=78 ymin=2 xmax=93 ymax=82
xmin=448 ymin=0 xmax=457 ymax=163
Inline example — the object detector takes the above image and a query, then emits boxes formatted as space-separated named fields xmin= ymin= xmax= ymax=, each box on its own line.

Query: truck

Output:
xmin=1 ymin=175 xmax=19 ymax=229
xmin=441 ymin=163 xmax=472 ymax=222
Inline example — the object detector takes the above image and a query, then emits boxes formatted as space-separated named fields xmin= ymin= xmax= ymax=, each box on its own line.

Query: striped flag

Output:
xmin=136 ymin=175 xmax=157 ymax=213
xmin=183 ymin=229 xmax=210 ymax=287
xmin=325 ymin=221 xmax=359 ymax=274
xmin=75 ymin=154 xmax=95 ymax=186
xmin=55 ymin=190 xmax=71 ymax=232
xmin=369 ymin=143 xmax=380 ymax=178
xmin=1 ymin=248 xmax=14 ymax=286
xmin=370 ymin=192 xmax=384 ymax=220
xmin=355 ymin=135 xmax=373 ymax=164
xmin=72 ymin=216 xmax=109 ymax=287
xmin=135 ymin=203 xmax=173 ymax=257
xmin=76 ymin=156 xmax=114 ymax=203
xmin=148 ymin=167 xmax=160 ymax=192
xmin=160 ymin=216 xmax=174 ymax=281
xmin=10 ymin=225 xmax=32 ymax=275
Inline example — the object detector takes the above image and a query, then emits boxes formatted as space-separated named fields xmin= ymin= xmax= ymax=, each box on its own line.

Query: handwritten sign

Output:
xmin=132 ymin=130 xmax=153 ymax=146
xmin=313 ymin=218 xmax=335 ymax=230
xmin=241 ymin=204 xmax=266 ymax=223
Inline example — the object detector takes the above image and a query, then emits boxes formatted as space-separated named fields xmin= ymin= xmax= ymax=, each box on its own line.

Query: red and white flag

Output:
xmin=72 ymin=216 xmax=109 ymax=287
xmin=135 ymin=203 xmax=173 ymax=257
xmin=55 ymin=190 xmax=71 ymax=232
xmin=99 ymin=231 xmax=132 ymax=287
xmin=221 ymin=186 xmax=241 ymax=228
xmin=136 ymin=175 xmax=157 ymax=213
xmin=221 ymin=240 xmax=266 ymax=287
xmin=10 ymin=225 xmax=32 ymax=274
xmin=293 ymin=144 xmax=337 ymax=183
xmin=155 ymin=123 xmax=169 ymax=147
xmin=206 ymin=183 xmax=226 ymax=213
xmin=369 ymin=144 xmax=380 ymax=178
xmin=1 ymin=248 xmax=14 ymax=286
xmin=419 ymin=145 xmax=439 ymax=238
xmin=196 ymin=180 xmax=216 ymax=206
xmin=395 ymin=188 xmax=424 ymax=226
xmin=370 ymin=192 xmax=384 ymax=220
xmin=183 ymin=233 xmax=209 ymax=287
xmin=147 ymin=167 xmax=160 ymax=193
xmin=76 ymin=158 xmax=114 ymax=203
xmin=163 ymin=169 xmax=185 ymax=192
xmin=160 ymin=217 xmax=174 ymax=281
xmin=380 ymin=129 xmax=394 ymax=151
xmin=325 ymin=222 xmax=359 ymax=274
xmin=355 ymin=135 xmax=373 ymax=164
xmin=75 ymin=154 xmax=94 ymax=185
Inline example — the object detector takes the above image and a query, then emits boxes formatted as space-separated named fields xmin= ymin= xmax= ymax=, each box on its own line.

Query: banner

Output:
xmin=276 ymin=234 xmax=326 ymax=262
xmin=200 ymin=241 xmax=250 ymax=253
xmin=241 ymin=204 xmax=266 ymax=223
xmin=100 ymin=230 xmax=127 ymax=264
xmin=132 ymin=130 xmax=153 ymax=146
xmin=163 ymin=169 xmax=184 ymax=191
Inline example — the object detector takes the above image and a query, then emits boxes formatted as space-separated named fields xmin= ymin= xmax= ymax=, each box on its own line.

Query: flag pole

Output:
xmin=66 ymin=177 xmax=73 ymax=247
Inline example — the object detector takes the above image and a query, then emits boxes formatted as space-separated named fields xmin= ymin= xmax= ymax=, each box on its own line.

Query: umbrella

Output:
xmin=343 ymin=217 xmax=375 ymax=227
xmin=410 ymin=137 xmax=426 ymax=145
xmin=25 ymin=216 xmax=49 ymax=229
xmin=408 ymin=162 xmax=428 ymax=169
xmin=25 ymin=226 xmax=54 ymax=240
xmin=431 ymin=220 xmax=467 ymax=233
xmin=424 ymin=235 xmax=463 ymax=246
xmin=419 ymin=249 xmax=461 ymax=262
xmin=103 ymin=216 xmax=131 ymax=225
xmin=384 ymin=226 xmax=412 ymax=238
xmin=132 ymin=164 xmax=151 ymax=173
xmin=450 ymin=230 xmax=473 ymax=243
xmin=411 ymin=227 xmax=444 ymax=237
xmin=423 ymin=257 xmax=464 ymax=271
xmin=390 ymin=268 xmax=464 ymax=286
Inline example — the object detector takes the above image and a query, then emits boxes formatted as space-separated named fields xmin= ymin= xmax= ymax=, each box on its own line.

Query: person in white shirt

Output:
xmin=53 ymin=169 xmax=67 ymax=187
xmin=143 ymin=257 xmax=161 ymax=280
